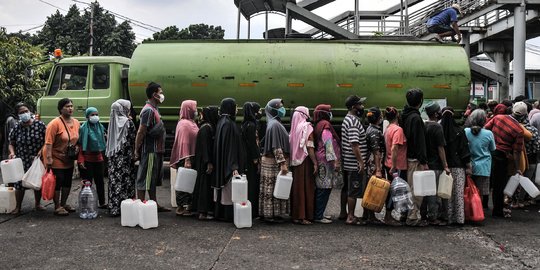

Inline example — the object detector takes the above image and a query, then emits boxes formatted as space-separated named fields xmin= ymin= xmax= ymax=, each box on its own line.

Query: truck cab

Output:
xmin=36 ymin=56 xmax=130 ymax=125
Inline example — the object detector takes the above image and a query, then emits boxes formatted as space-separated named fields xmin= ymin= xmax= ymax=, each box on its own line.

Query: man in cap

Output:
xmin=340 ymin=95 xmax=368 ymax=225
xmin=424 ymin=101 xmax=450 ymax=225
xmin=427 ymin=4 xmax=463 ymax=43
xmin=485 ymin=101 xmax=525 ymax=218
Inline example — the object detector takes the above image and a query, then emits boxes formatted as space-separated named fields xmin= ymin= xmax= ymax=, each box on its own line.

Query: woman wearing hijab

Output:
xmin=192 ymin=106 xmax=219 ymax=220
xmin=170 ymin=100 xmax=199 ymax=216
xmin=105 ymin=99 xmax=136 ymax=216
xmin=440 ymin=107 xmax=471 ymax=225
xmin=289 ymin=106 xmax=317 ymax=225
xmin=78 ymin=107 xmax=107 ymax=208
xmin=213 ymin=98 xmax=244 ymax=222
xmin=241 ymin=102 xmax=262 ymax=217
xmin=313 ymin=104 xmax=341 ymax=224
xmin=260 ymin=98 xmax=290 ymax=222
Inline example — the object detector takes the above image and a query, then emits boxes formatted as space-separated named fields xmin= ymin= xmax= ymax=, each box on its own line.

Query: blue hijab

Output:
xmin=79 ymin=107 xmax=106 ymax=152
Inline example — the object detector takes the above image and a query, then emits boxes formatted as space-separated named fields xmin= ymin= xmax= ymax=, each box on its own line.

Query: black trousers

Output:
xmin=79 ymin=161 xmax=106 ymax=205
xmin=490 ymin=150 xmax=508 ymax=216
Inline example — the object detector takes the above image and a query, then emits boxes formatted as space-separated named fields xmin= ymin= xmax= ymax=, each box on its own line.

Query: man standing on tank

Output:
xmin=401 ymin=88 xmax=429 ymax=227
xmin=134 ymin=82 xmax=170 ymax=212
xmin=427 ymin=4 xmax=463 ymax=43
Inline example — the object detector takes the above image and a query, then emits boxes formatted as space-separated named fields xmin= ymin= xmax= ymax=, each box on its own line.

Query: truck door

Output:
xmin=88 ymin=64 xmax=112 ymax=124
xmin=38 ymin=65 xmax=89 ymax=123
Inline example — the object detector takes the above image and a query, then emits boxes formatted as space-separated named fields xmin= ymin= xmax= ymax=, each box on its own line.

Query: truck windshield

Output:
xmin=48 ymin=65 xmax=89 ymax=96
xmin=92 ymin=64 xmax=109 ymax=89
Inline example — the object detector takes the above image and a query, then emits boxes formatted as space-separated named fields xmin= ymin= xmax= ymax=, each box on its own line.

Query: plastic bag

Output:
xmin=22 ymin=157 xmax=45 ymax=190
xmin=464 ymin=176 xmax=484 ymax=222
xmin=41 ymin=169 xmax=56 ymax=201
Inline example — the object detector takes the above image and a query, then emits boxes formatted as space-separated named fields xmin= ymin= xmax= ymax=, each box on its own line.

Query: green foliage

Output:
xmin=36 ymin=2 xmax=136 ymax=57
xmin=0 ymin=27 xmax=49 ymax=111
xmin=149 ymin=23 xmax=225 ymax=41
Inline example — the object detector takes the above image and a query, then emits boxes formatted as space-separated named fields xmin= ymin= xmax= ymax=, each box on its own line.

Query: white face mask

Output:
xmin=89 ymin=115 xmax=100 ymax=124
xmin=194 ymin=111 xmax=198 ymax=118
xmin=157 ymin=94 xmax=165 ymax=103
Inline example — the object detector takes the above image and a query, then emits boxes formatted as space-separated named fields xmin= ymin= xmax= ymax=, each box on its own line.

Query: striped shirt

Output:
xmin=341 ymin=114 xmax=368 ymax=171
xmin=484 ymin=114 xmax=524 ymax=153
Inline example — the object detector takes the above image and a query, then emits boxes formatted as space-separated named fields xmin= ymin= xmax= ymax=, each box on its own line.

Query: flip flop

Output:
xmin=54 ymin=207 xmax=69 ymax=216
xmin=63 ymin=205 xmax=76 ymax=212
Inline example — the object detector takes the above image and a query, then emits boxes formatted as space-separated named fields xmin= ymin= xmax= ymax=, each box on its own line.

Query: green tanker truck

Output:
xmin=36 ymin=39 xmax=471 ymax=130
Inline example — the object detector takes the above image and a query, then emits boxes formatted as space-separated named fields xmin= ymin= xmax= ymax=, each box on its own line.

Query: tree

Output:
xmin=150 ymin=23 xmax=225 ymax=41
xmin=36 ymin=2 xmax=136 ymax=57
xmin=0 ymin=27 xmax=49 ymax=113
xmin=102 ymin=21 xmax=136 ymax=58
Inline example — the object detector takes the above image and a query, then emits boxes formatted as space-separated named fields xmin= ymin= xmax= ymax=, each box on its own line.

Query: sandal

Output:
xmin=54 ymin=207 xmax=69 ymax=216
xmin=367 ymin=218 xmax=384 ymax=226
xmin=63 ymin=205 xmax=76 ymax=213
xmin=98 ymin=204 xmax=108 ymax=209
xmin=345 ymin=217 xmax=367 ymax=226
xmin=503 ymin=208 xmax=512 ymax=218
xmin=384 ymin=218 xmax=402 ymax=227
xmin=406 ymin=219 xmax=429 ymax=227
xmin=175 ymin=208 xmax=185 ymax=216
xmin=314 ymin=218 xmax=333 ymax=224
xmin=34 ymin=205 xmax=46 ymax=212
xmin=10 ymin=208 xmax=21 ymax=215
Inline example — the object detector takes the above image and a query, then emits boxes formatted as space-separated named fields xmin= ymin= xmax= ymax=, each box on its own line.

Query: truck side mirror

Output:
xmin=121 ymin=67 xmax=129 ymax=80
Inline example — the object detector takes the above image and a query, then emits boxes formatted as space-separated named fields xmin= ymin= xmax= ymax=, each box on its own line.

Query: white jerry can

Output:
xmin=231 ymin=175 xmax=248 ymax=203
xmin=437 ymin=172 xmax=453 ymax=199
xmin=273 ymin=172 xmax=293 ymax=200
xmin=503 ymin=174 xmax=520 ymax=197
xmin=1 ymin=158 xmax=24 ymax=184
xmin=138 ymin=200 xmax=158 ymax=229
xmin=174 ymin=167 xmax=197 ymax=193
xmin=0 ymin=185 xmax=16 ymax=214
xmin=233 ymin=201 xmax=252 ymax=228
xmin=412 ymin=171 xmax=436 ymax=196
xmin=121 ymin=199 xmax=141 ymax=227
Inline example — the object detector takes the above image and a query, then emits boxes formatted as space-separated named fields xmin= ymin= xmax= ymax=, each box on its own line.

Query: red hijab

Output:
xmin=313 ymin=104 xmax=339 ymax=145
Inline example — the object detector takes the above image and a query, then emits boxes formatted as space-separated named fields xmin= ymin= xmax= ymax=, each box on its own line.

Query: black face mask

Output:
xmin=356 ymin=108 xmax=365 ymax=118
xmin=255 ymin=113 xmax=263 ymax=120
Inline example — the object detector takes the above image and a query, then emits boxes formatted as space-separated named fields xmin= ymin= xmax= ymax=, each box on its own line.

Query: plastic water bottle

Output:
xmin=390 ymin=174 xmax=414 ymax=221
xmin=79 ymin=180 xmax=97 ymax=219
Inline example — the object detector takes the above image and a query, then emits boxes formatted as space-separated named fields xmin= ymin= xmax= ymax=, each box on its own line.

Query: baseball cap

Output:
xmin=513 ymin=101 xmax=527 ymax=116
xmin=345 ymin=95 xmax=367 ymax=109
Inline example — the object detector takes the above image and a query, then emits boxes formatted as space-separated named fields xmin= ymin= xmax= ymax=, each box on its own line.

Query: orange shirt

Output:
xmin=45 ymin=117 xmax=80 ymax=169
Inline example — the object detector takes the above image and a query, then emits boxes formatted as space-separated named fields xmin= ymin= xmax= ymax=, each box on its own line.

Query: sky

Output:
xmin=1 ymin=0 xmax=539 ymax=45
xmin=0 ymin=0 xmax=404 ymax=41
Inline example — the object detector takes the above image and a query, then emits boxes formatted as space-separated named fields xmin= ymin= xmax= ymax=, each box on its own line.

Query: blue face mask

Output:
xmin=276 ymin=107 xmax=286 ymax=118
xmin=19 ymin=112 xmax=31 ymax=123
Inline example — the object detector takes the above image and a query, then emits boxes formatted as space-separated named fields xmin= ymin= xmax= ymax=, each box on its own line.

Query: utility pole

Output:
xmin=89 ymin=1 xmax=94 ymax=56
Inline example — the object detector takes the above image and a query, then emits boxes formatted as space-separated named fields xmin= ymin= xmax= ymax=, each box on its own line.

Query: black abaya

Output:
xmin=213 ymin=98 xmax=244 ymax=221
xmin=192 ymin=123 xmax=215 ymax=215
xmin=242 ymin=102 xmax=261 ymax=216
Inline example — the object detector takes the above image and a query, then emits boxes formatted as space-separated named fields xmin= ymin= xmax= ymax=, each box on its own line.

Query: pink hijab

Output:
xmin=289 ymin=106 xmax=314 ymax=166
xmin=170 ymin=100 xmax=199 ymax=166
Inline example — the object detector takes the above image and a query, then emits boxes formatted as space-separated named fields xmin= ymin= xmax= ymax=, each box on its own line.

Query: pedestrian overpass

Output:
xmin=233 ymin=0 xmax=540 ymax=100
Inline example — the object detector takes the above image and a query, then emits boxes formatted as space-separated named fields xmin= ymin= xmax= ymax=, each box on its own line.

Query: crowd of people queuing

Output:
xmin=3 ymin=82 xmax=539 ymax=226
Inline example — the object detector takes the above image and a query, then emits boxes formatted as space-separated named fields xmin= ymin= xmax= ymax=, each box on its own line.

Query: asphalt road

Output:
xmin=1 ymin=175 xmax=539 ymax=270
